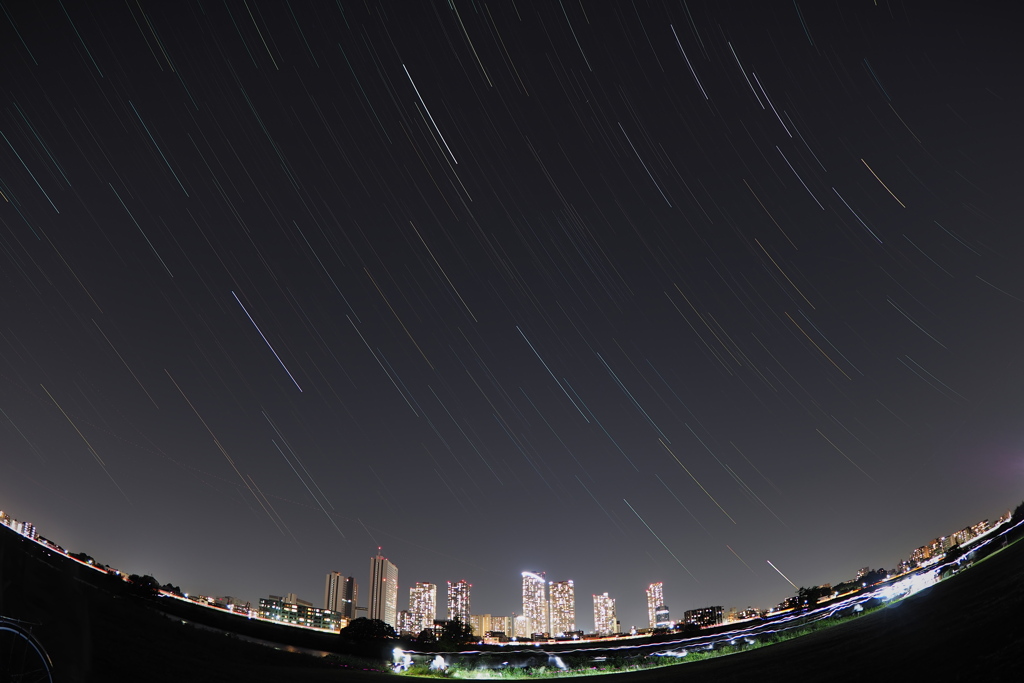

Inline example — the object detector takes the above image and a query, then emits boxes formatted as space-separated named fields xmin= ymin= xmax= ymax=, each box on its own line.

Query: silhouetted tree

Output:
xmin=944 ymin=544 xmax=966 ymax=562
xmin=437 ymin=618 xmax=475 ymax=650
xmin=1011 ymin=500 xmax=1024 ymax=524
xmin=416 ymin=627 xmax=437 ymax=644
xmin=339 ymin=617 xmax=397 ymax=641
xmin=338 ymin=618 xmax=399 ymax=663
xmin=127 ymin=574 xmax=161 ymax=594
xmin=797 ymin=585 xmax=828 ymax=609
xmin=677 ymin=622 xmax=700 ymax=636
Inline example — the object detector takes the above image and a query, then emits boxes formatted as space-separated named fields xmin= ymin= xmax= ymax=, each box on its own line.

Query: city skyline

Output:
xmin=193 ymin=503 xmax=1015 ymax=632
xmin=2 ymin=501 xmax=1011 ymax=638
xmin=204 ymin=509 xmax=1011 ymax=634
xmin=1 ymin=0 xmax=1022 ymax=633
xmin=259 ymin=548 xmax=687 ymax=634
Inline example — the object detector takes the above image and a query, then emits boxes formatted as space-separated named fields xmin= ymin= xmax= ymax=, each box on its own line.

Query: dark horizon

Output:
xmin=5 ymin=495 xmax=1022 ymax=681
xmin=3 ymin=493 xmax=1010 ymax=629
xmin=2 ymin=1 xmax=1023 ymax=630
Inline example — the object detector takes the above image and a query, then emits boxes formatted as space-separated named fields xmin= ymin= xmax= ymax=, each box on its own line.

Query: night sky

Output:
xmin=2 ymin=1 xmax=1023 ymax=631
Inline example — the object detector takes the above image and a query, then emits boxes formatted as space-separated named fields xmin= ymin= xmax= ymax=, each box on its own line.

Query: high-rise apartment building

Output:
xmin=548 ymin=580 xmax=575 ymax=636
xmin=324 ymin=572 xmax=358 ymax=618
xmin=646 ymin=582 xmax=664 ymax=629
xmin=409 ymin=582 xmax=437 ymax=635
xmin=593 ymin=593 xmax=617 ymax=636
xmin=325 ymin=573 xmax=342 ymax=612
xmin=447 ymin=580 xmax=472 ymax=624
xmin=522 ymin=572 xmax=548 ymax=636
xmin=369 ymin=549 xmax=399 ymax=627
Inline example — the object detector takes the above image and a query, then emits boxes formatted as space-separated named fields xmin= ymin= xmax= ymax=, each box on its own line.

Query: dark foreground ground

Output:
xmin=2 ymin=524 xmax=1022 ymax=682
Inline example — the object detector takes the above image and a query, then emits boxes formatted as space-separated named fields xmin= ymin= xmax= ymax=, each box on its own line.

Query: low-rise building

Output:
xmin=258 ymin=595 xmax=346 ymax=631
xmin=683 ymin=606 xmax=723 ymax=629
xmin=725 ymin=606 xmax=763 ymax=622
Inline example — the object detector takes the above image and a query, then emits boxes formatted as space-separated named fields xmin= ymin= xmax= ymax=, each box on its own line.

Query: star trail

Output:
xmin=1 ymin=1 xmax=1022 ymax=628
